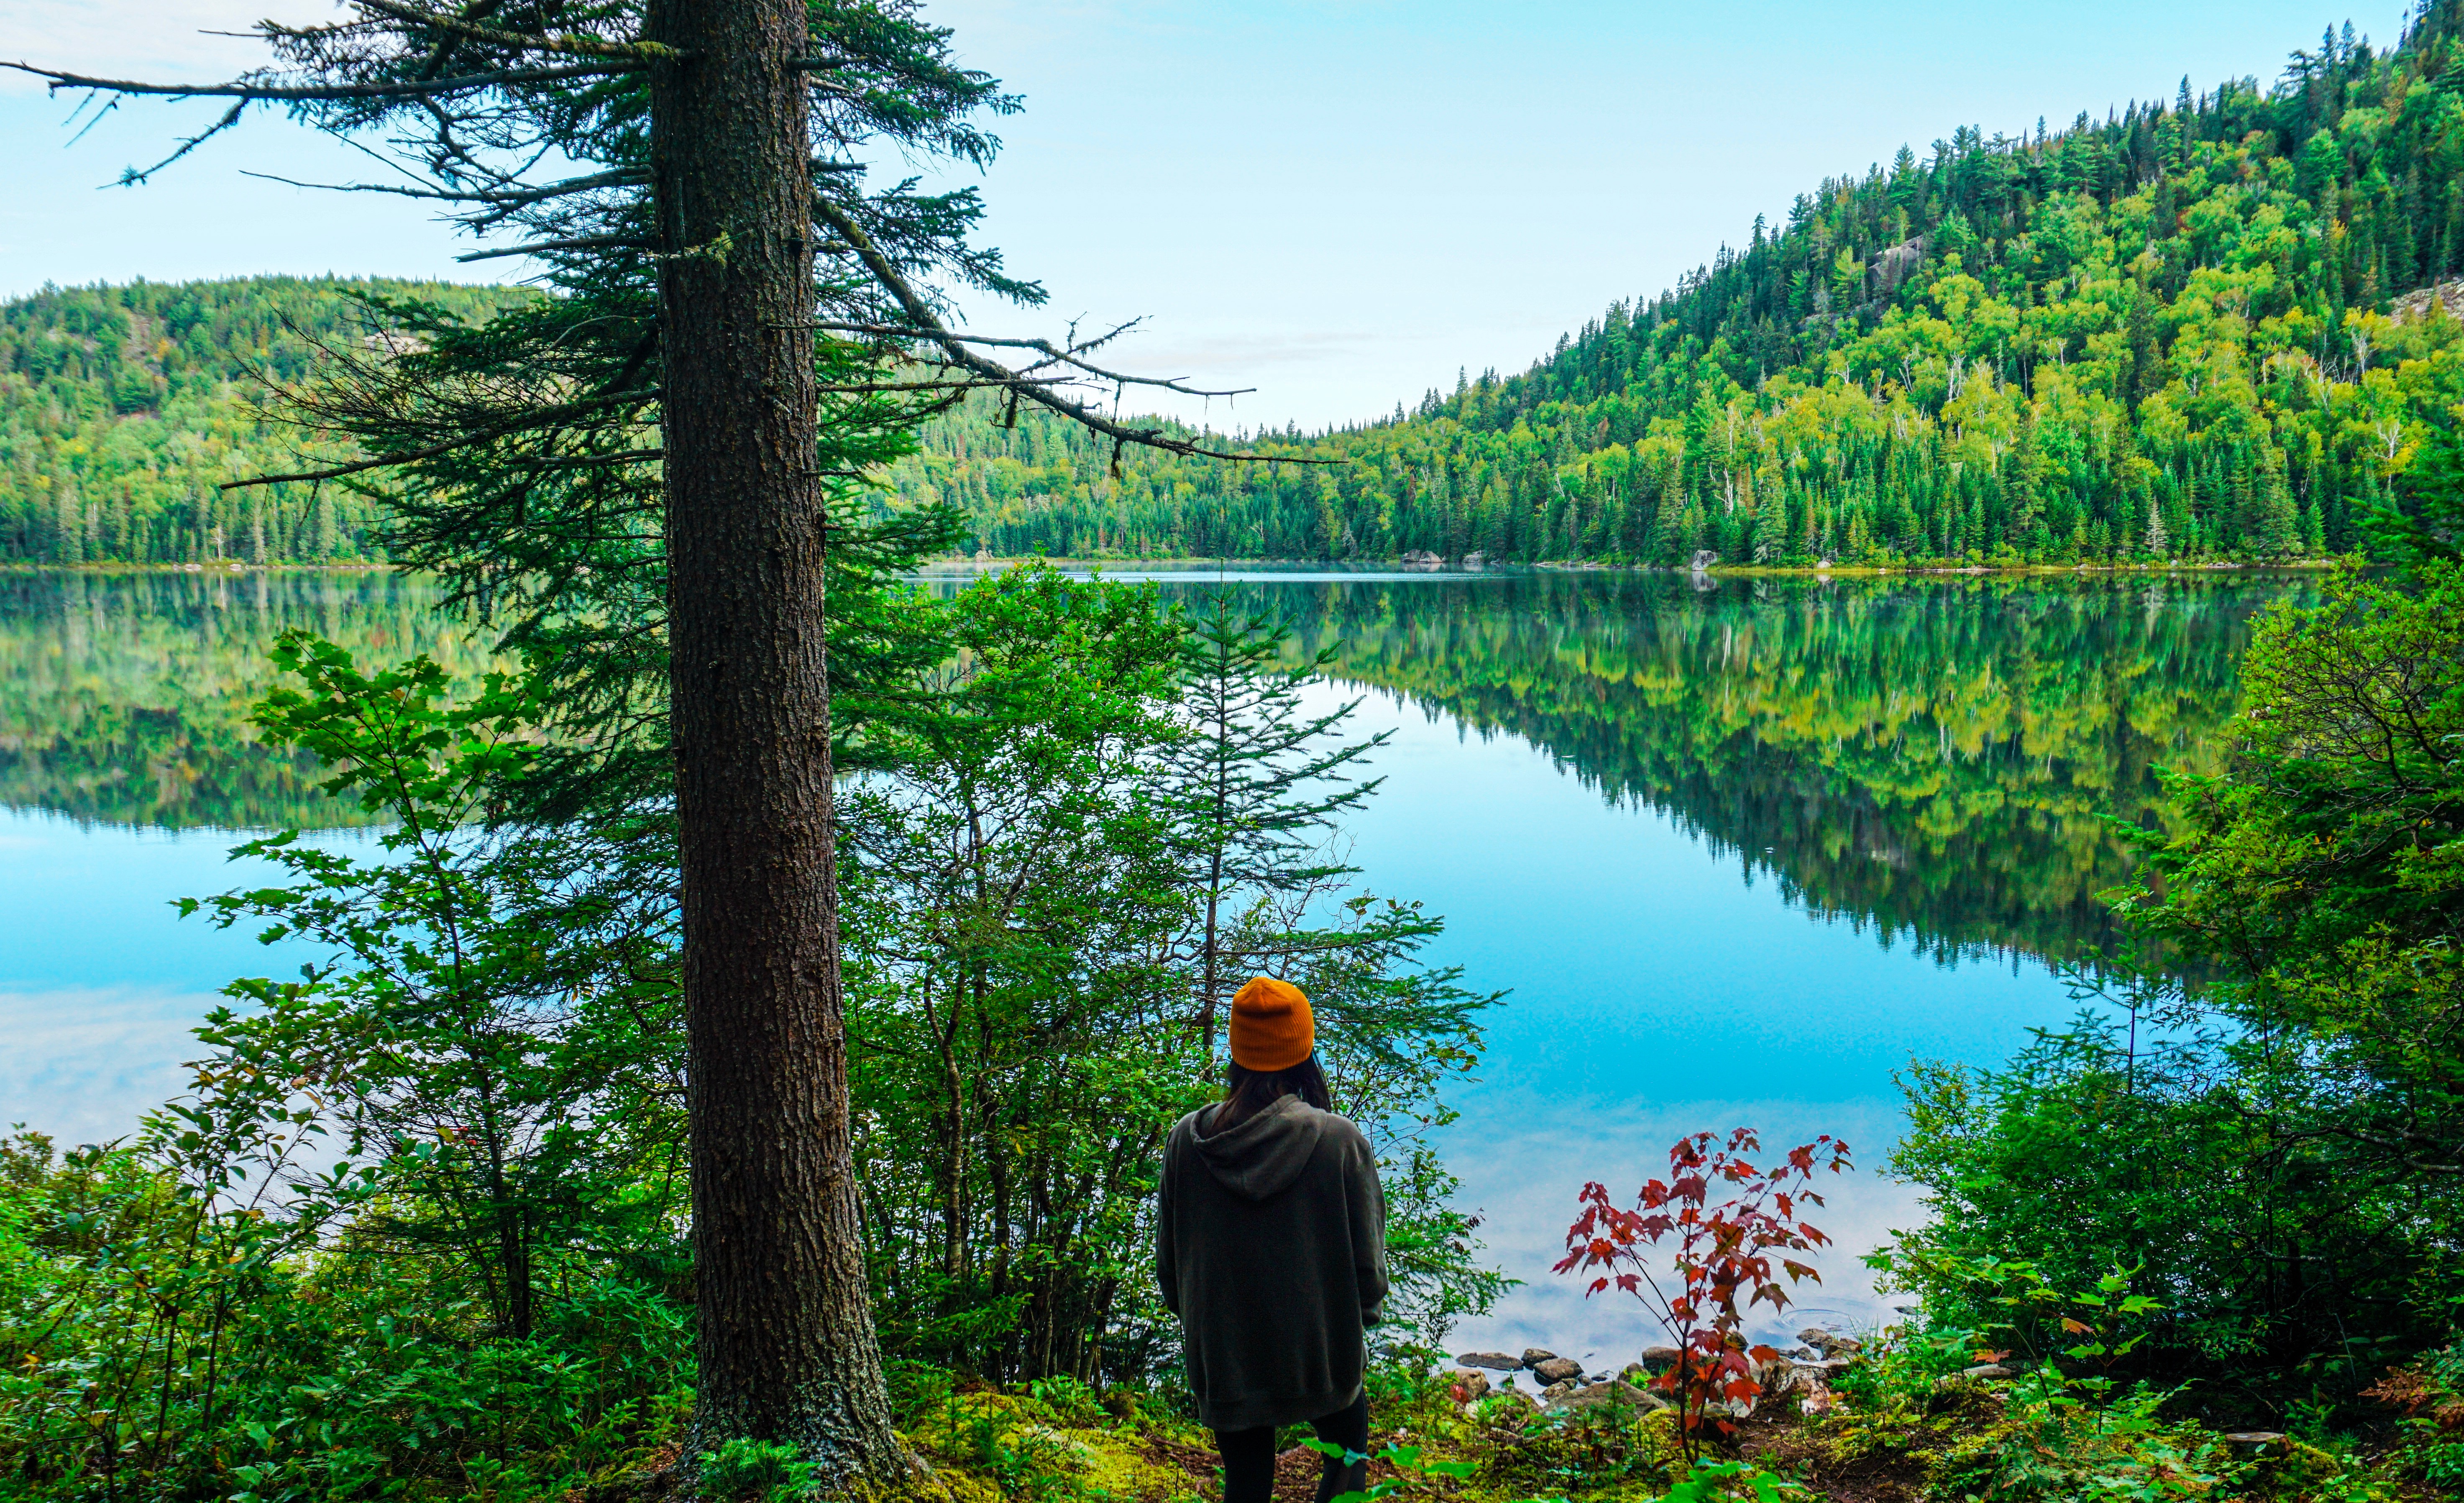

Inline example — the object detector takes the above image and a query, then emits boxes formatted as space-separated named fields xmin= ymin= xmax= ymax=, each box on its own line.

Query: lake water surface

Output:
xmin=0 ymin=565 xmax=2308 ymax=1362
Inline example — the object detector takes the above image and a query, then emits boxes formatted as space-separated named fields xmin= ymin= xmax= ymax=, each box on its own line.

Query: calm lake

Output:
xmin=0 ymin=565 xmax=2308 ymax=1361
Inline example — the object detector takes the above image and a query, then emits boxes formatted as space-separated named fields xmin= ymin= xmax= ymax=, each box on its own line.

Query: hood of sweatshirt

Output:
xmin=1189 ymin=1093 xmax=1325 ymax=1201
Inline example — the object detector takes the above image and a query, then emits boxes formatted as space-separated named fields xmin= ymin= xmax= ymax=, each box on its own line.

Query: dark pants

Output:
xmin=1213 ymin=1391 xmax=1370 ymax=1503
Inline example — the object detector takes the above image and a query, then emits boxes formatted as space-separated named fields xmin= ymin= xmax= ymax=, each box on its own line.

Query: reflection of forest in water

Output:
xmin=0 ymin=570 xmax=485 ymax=830
xmin=1245 ymin=570 xmax=2313 ymax=968
xmin=5 ymin=568 xmax=2306 ymax=966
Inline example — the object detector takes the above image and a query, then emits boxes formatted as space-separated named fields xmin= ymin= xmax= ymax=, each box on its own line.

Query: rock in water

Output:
xmin=1454 ymin=1351 xmax=1520 ymax=1370
xmin=1531 ymin=1357 xmax=1585 ymax=1384
xmin=1548 ymin=1379 xmax=1667 ymax=1414
xmin=1797 ymin=1327 xmax=1863 ymax=1357
xmin=1519 ymin=1347 xmax=1559 ymax=1369
xmin=1639 ymin=1345 xmax=1683 ymax=1369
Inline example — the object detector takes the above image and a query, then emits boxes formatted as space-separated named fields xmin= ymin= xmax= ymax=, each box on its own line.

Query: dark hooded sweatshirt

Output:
xmin=1156 ymin=1094 xmax=1388 ymax=1432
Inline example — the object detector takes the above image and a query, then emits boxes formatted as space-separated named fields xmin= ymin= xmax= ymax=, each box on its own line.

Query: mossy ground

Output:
xmin=872 ymin=1349 xmax=2459 ymax=1503
xmin=891 ymin=1379 xmax=1690 ymax=1503
xmin=569 ymin=1339 xmax=2459 ymax=1503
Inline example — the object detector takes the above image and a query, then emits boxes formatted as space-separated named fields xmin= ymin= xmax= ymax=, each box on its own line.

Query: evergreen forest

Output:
xmin=0 ymin=278 xmax=527 ymax=566
xmin=898 ymin=9 xmax=2464 ymax=567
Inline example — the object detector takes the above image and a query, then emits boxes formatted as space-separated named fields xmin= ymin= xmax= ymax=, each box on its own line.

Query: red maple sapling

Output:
xmin=1556 ymin=1128 xmax=1852 ymax=1461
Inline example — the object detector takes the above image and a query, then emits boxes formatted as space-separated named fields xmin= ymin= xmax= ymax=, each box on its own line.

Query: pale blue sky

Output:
xmin=0 ymin=0 xmax=2419 ymax=427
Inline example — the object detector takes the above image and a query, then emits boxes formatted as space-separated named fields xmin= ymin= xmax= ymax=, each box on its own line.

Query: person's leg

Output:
xmin=1308 ymin=1391 xmax=1371 ymax=1503
xmin=1213 ymin=1424 xmax=1277 ymax=1503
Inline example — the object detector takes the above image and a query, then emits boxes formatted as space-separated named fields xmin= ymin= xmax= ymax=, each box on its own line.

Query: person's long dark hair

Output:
xmin=1211 ymin=1054 xmax=1333 ymax=1133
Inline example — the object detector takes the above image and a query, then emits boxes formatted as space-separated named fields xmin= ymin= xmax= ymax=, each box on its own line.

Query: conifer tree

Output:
xmin=1165 ymin=594 xmax=1387 ymax=1046
xmin=13 ymin=0 xmax=1263 ymax=1477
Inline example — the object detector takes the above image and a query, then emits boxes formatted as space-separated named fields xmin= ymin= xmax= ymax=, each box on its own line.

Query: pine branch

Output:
xmin=343 ymin=0 xmax=682 ymax=64
xmin=223 ymin=389 xmax=661 ymax=489
xmin=1 ymin=59 xmax=642 ymax=102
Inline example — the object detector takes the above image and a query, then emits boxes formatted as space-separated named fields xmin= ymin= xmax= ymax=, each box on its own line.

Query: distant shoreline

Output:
xmin=924 ymin=555 xmax=2344 ymax=578
xmin=0 ymin=562 xmax=397 ymax=575
xmin=5 ymin=557 xmax=2341 ymax=578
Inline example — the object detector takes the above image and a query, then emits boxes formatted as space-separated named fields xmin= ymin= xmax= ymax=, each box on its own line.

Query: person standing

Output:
xmin=1157 ymin=976 xmax=1389 ymax=1503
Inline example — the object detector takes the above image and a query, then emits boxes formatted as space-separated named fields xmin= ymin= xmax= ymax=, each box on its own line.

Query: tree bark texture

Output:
xmin=645 ymin=0 xmax=901 ymax=1477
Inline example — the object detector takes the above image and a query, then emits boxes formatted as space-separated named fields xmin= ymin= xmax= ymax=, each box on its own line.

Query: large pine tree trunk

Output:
xmin=644 ymin=0 xmax=901 ymax=1477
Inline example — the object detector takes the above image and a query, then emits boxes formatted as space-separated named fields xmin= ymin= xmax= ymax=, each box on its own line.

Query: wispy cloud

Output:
xmin=1100 ymin=328 xmax=1375 ymax=372
xmin=0 ymin=2 xmax=332 ymax=92
xmin=0 ymin=986 xmax=212 ymax=1145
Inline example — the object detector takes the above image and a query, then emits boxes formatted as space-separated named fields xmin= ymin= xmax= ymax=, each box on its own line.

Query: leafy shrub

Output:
xmin=1934 ymin=1383 xmax=2247 ymax=1502
xmin=0 ymin=1132 xmax=691 ymax=1502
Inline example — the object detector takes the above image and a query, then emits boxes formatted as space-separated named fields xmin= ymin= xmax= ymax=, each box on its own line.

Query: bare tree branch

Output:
xmin=816 ymin=377 xmax=1069 ymax=394
xmin=810 ymin=197 xmax=1323 ymax=468
xmin=458 ymin=235 xmax=656 ymax=263
xmin=240 ymin=166 xmax=646 ymax=205
xmin=118 ymin=100 xmax=247 ymax=186
xmin=809 ymin=319 xmax=1253 ymax=397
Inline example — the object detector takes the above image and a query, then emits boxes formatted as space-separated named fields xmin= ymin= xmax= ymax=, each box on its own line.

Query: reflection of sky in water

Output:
xmin=5 ymin=611 xmax=2084 ymax=1368
xmin=1313 ymin=680 xmax=2080 ymax=1358
xmin=0 ymin=808 xmax=358 ymax=1143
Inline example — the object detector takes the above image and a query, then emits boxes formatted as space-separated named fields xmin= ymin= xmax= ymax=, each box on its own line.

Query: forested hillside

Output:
xmin=897 ymin=5 xmax=2464 ymax=566
xmin=0 ymin=277 xmax=526 ymax=565
xmin=20 ymin=10 xmax=2464 ymax=573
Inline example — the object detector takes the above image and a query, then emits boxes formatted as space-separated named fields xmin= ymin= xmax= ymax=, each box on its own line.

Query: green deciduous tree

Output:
xmin=841 ymin=567 xmax=1502 ymax=1376
xmin=1888 ymin=559 xmax=2464 ymax=1407
xmin=183 ymin=633 xmax=683 ymax=1343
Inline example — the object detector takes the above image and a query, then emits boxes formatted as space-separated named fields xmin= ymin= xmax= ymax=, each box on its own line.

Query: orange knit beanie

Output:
xmin=1229 ymin=976 xmax=1314 ymax=1072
